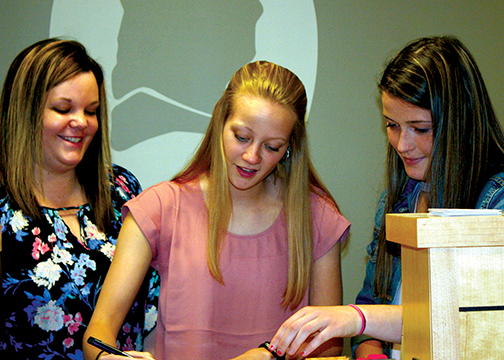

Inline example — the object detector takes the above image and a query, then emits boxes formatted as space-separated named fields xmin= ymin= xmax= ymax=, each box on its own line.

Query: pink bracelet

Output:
xmin=348 ymin=304 xmax=367 ymax=336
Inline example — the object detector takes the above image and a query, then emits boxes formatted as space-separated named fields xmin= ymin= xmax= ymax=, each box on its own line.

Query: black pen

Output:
xmin=87 ymin=336 xmax=135 ymax=358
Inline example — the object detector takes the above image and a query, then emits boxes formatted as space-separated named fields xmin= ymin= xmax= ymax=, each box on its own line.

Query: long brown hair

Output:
xmin=374 ymin=36 xmax=504 ymax=301
xmin=173 ymin=61 xmax=339 ymax=309
xmin=0 ymin=38 xmax=114 ymax=231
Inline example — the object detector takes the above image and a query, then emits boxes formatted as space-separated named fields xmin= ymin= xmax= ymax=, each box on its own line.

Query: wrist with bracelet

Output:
xmin=258 ymin=342 xmax=286 ymax=360
xmin=348 ymin=304 xmax=367 ymax=336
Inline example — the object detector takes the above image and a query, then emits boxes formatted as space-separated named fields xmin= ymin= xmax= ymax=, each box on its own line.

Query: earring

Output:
xmin=284 ymin=147 xmax=291 ymax=160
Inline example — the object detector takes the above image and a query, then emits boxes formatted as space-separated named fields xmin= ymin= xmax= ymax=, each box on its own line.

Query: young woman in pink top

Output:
xmin=84 ymin=61 xmax=350 ymax=360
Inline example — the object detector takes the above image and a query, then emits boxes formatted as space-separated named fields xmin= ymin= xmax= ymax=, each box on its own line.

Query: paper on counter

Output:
xmin=428 ymin=208 xmax=502 ymax=217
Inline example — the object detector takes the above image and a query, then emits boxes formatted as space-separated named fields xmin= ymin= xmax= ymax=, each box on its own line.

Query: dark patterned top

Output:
xmin=0 ymin=164 xmax=159 ymax=360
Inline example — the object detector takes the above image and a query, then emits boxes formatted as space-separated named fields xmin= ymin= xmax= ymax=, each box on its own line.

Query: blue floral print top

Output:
xmin=0 ymin=164 xmax=159 ymax=360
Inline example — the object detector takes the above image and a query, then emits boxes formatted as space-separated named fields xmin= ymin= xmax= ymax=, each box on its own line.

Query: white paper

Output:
xmin=428 ymin=208 xmax=502 ymax=217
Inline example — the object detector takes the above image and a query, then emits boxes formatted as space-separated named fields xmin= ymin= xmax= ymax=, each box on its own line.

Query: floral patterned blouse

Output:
xmin=0 ymin=165 xmax=159 ymax=360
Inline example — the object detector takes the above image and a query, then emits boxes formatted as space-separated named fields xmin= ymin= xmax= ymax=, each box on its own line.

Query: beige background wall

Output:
xmin=1 ymin=0 xmax=503 ymax=356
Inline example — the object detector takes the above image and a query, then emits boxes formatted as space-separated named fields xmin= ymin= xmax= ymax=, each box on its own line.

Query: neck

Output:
xmin=34 ymin=167 xmax=87 ymax=208
xmin=231 ymin=176 xmax=282 ymax=205
xmin=230 ymin=177 xmax=284 ymax=236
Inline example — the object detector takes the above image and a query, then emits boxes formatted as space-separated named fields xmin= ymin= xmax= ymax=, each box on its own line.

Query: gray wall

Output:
xmin=1 ymin=0 xmax=503 ymax=356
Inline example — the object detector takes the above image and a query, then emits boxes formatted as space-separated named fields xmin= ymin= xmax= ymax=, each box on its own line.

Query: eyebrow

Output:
xmin=50 ymin=97 xmax=100 ymax=106
xmin=232 ymin=123 xmax=289 ymax=142
xmin=383 ymin=115 xmax=432 ymax=124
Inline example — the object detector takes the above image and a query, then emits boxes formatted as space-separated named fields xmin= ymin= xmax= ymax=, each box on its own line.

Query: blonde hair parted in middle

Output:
xmin=173 ymin=61 xmax=339 ymax=309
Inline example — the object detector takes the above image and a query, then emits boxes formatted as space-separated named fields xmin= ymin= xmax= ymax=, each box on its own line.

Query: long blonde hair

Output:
xmin=173 ymin=61 xmax=339 ymax=309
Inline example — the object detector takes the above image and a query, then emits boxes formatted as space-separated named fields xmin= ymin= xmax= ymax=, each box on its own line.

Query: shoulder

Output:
xmin=309 ymin=190 xmax=350 ymax=227
xmin=129 ymin=180 xmax=201 ymax=208
xmin=374 ymin=190 xmax=387 ymax=225
xmin=0 ymin=183 xmax=13 ymax=208
xmin=484 ymin=172 xmax=504 ymax=188
xmin=0 ymin=183 xmax=7 ymax=202
xmin=140 ymin=180 xmax=198 ymax=197
xmin=109 ymin=164 xmax=142 ymax=217
xmin=123 ymin=181 xmax=203 ymax=228
xmin=0 ymin=183 xmax=10 ymax=213
xmin=368 ymin=190 xmax=388 ymax=258
xmin=309 ymin=191 xmax=342 ymax=219
xmin=476 ymin=172 xmax=504 ymax=209
xmin=111 ymin=164 xmax=142 ymax=198
xmin=310 ymin=191 xmax=351 ymax=248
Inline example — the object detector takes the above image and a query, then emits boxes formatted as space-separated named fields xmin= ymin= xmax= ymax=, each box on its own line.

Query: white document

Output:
xmin=428 ymin=208 xmax=502 ymax=217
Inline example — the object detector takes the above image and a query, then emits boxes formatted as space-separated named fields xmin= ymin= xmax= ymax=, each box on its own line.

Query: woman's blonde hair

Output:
xmin=0 ymin=38 xmax=114 ymax=231
xmin=173 ymin=61 xmax=339 ymax=309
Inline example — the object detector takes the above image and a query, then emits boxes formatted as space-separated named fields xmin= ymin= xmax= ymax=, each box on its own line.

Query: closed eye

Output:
xmin=415 ymin=128 xmax=431 ymax=134
xmin=235 ymin=134 xmax=248 ymax=142
xmin=53 ymin=108 xmax=70 ymax=114
xmin=266 ymin=145 xmax=280 ymax=152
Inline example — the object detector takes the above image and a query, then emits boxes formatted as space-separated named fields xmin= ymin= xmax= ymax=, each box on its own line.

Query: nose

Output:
xmin=69 ymin=111 xmax=88 ymax=129
xmin=243 ymin=144 xmax=261 ymax=165
xmin=395 ymin=129 xmax=414 ymax=153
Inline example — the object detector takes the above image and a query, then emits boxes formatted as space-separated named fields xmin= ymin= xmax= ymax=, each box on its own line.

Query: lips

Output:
xmin=60 ymin=135 xmax=83 ymax=144
xmin=402 ymin=156 xmax=424 ymax=166
xmin=236 ymin=165 xmax=258 ymax=178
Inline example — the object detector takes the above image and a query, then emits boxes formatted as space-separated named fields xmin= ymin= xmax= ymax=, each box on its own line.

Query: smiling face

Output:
xmin=382 ymin=92 xmax=433 ymax=181
xmin=42 ymin=71 xmax=99 ymax=175
xmin=223 ymin=95 xmax=296 ymax=195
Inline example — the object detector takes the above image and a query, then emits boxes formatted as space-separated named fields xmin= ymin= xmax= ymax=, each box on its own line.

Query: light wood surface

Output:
xmin=387 ymin=214 xmax=504 ymax=360
xmin=401 ymin=245 xmax=433 ymax=359
xmin=457 ymin=246 xmax=504 ymax=306
xmin=386 ymin=213 xmax=504 ymax=247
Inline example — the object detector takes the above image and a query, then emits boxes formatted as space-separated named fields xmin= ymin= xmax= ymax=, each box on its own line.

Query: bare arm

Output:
xmin=310 ymin=242 xmax=343 ymax=306
xmin=83 ymin=213 xmax=154 ymax=360
xmin=354 ymin=340 xmax=385 ymax=358
xmin=270 ymin=304 xmax=402 ymax=358
xmin=300 ymin=241 xmax=343 ymax=357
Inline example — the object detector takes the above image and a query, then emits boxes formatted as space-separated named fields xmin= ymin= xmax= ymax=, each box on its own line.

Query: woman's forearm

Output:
xmin=359 ymin=305 xmax=402 ymax=344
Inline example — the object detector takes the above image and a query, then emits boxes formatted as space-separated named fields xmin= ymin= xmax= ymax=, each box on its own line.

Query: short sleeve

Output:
xmin=311 ymin=194 xmax=351 ymax=261
xmin=122 ymin=182 xmax=180 ymax=268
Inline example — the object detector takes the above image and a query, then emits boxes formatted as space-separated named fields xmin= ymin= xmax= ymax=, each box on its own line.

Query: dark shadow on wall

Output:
xmin=111 ymin=0 xmax=263 ymax=151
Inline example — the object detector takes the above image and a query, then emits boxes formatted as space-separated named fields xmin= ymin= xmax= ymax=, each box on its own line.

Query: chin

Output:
xmin=407 ymin=173 xmax=426 ymax=181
